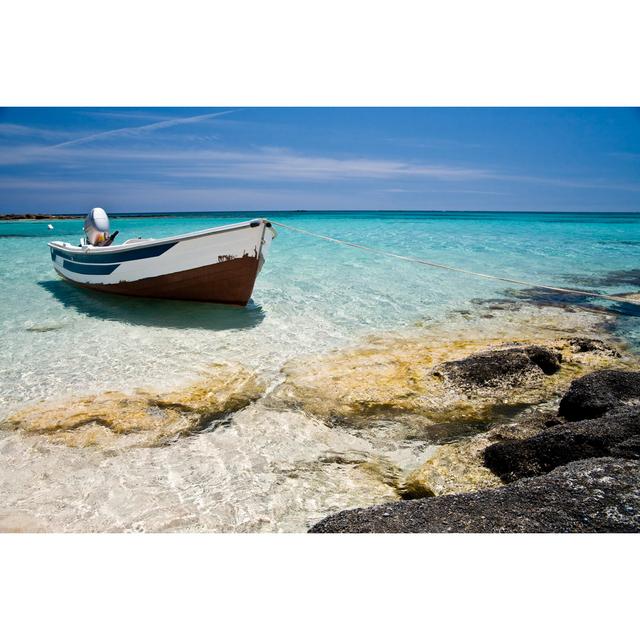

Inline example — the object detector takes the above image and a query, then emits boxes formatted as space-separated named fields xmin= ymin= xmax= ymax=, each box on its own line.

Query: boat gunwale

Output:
xmin=47 ymin=217 xmax=270 ymax=256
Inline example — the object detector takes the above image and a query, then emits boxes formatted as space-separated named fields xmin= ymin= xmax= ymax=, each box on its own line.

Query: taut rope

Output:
xmin=270 ymin=221 xmax=640 ymax=309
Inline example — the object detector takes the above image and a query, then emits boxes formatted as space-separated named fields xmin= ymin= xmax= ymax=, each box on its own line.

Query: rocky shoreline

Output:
xmin=310 ymin=368 xmax=640 ymax=532
xmin=2 ymin=300 xmax=639 ymax=532
xmin=0 ymin=214 xmax=82 ymax=220
xmin=0 ymin=213 xmax=185 ymax=220
xmin=310 ymin=457 xmax=640 ymax=533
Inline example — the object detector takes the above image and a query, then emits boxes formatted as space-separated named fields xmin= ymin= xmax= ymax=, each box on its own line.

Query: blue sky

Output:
xmin=0 ymin=107 xmax=639 ymax=212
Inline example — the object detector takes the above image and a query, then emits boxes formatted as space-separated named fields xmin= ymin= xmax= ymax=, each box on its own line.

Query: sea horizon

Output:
xmin=3 ymin=208 xmax=640 ymax=217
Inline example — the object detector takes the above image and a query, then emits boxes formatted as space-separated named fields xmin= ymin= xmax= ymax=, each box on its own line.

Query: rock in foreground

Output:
xmin=483 ymin=406 xmax=640 ymax=482
xmin=558 ymin=369 xmax=640 ymax=421
xmin=309 ymin=457 xmax=640 ymax=533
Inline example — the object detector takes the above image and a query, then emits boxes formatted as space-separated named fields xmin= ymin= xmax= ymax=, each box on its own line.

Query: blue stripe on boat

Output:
xmin=50 ymin=241 xmax=177 ymax=264
xmin=61 ymin=260 xmax=121 ymax=275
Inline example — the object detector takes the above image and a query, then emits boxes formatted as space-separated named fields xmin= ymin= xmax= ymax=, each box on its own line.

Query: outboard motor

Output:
xmin=84 ymin=207 xmax=111 ymax=246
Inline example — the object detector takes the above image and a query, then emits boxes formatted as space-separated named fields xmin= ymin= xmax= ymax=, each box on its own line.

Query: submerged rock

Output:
xmin=273 ymin=332 xmax=623 ymax=429
xmin=484 ymin=406 xmax=640 ymax=482
xmin=567 ymin=337 xmax=621 ymax=357
xmin=309 ymin=457 xmax=640 ymax=533
xmin=558 ymin=369 xmax=640 ymax=421
xmin=401 ymin=410 xmax=550 ymax=497
xmin=434 ymin=345 xmax=561 ymax=390
xmin=401 ymin=437 xmax=502 ymax=498
xmin=2 ymin=364 xmax=264 ymax=448
xmin=617 ymin=292 xmax=640 ymax=304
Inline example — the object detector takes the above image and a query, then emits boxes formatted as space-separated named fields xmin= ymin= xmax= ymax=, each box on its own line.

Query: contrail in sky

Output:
xmin=52 ymin=109 xmax=238 ymax=148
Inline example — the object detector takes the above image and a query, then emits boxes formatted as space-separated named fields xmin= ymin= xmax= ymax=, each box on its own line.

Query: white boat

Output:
xmin=48 ymin=209 xmax=276 ymax=306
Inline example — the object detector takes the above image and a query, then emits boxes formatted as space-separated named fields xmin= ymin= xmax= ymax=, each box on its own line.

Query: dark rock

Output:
xmin=567 ymin=337 xmax=621 ymax=357
xmin=483 ymin=406 xmax=640 ymax=481
xmin=435 ymin=345 xmax=561 ymax=390
xmin=0 ymin=213 xmax=81 ymax=220
xmin=558 ymin=369 xmax=640 ymax=421
xmin=523 ymin=345 xmax=563 ymax=375
xmin=611 ymin=435 xmax=640 ymax=458
xmin=309 ymin=457 xmax=640 ymax=533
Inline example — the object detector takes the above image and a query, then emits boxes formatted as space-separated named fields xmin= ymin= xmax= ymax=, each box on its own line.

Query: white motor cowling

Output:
xmin=84 ymin=207 xmax=110 ymax=246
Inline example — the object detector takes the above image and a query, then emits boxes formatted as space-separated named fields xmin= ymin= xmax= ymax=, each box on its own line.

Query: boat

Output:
xmin=48 ymin=208 xmax=276 ymax=305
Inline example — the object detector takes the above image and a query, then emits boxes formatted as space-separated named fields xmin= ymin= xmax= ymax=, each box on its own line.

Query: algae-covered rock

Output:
xmin=2 ymin=363 xmax=264 ymax=448
xmin=484 ymin=406 xmax=640 ymax=482
xmin=278 ymin=308 xmax=636 ymax=502
xmin=434 ymin=345 xmax=561 ymax=390
xmin=401 ymin=439 xmax=502 ymax=498
xmin=567 ymin=338 xmax=621 ymax=357
xmin=273 ymin=333 xmax=624 ymax=428
xmin=401 ymin=411 xmax=550 ymax=497
xmin=310 ymin=457 xmax=640 ymax=533
xmin=558 ymin=369 xmax=640 ymax=421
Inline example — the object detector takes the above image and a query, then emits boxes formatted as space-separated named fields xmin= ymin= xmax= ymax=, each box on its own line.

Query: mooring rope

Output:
xmin=270 ymin=220 xmax=640 ymax=308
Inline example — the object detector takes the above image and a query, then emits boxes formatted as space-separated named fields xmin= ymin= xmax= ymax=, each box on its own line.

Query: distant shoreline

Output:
xmin=1 ymin=210 xmax=639 ymax=221
xmin=0 ymin=213 xmax=179 ymax=221
xmin=0 ymin=214 xmax=82 ymax=220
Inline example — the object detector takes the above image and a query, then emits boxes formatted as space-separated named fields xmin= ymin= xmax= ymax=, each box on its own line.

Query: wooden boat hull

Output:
xmin=58 ymin=254 xmax=261 ymax=305
xmin=48 ymin=218 xmax=274 ymax=306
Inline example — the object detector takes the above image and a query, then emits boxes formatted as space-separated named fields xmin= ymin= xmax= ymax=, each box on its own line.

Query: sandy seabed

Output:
xmin=1 ymin=299 xmax=637 ymax=532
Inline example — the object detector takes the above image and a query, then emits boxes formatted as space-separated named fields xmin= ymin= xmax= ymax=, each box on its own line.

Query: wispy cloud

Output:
xmin=1 ymin=114 xmax=638 ymax=202
xmin=0 ymin=123 xmax=69 ymax=140
xmin=162 ymin=147 xmax=495 ymax=182
xmin=382 ymin=187 xmax=509 ymax=196
xmin=0 ymin=176 xmax=371 ymax=213
xmin=51 ymin=109 xmax=237 ymax=149
xmin=3 ymin=140 xmax=638 ymax=195
xmin=0 ymin=141 xmax=496 ymax=182
xmin=496 ymin=173 xmax=640 ymax=193
xmin=79 ymin=110 xmax=178 ymax=122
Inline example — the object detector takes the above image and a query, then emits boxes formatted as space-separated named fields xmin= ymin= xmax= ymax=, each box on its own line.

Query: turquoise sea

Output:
xmin=1 ymin=210 xmax=639 ymax=411
xmin=0 ymin=211 xmax=638 ymax=531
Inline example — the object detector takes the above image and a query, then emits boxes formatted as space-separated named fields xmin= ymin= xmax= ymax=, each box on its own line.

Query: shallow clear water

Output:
xmin=0 ymin=211 xmax=638 ymax=531
xmin=2 ymin=211 xmax=639 ymax=414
